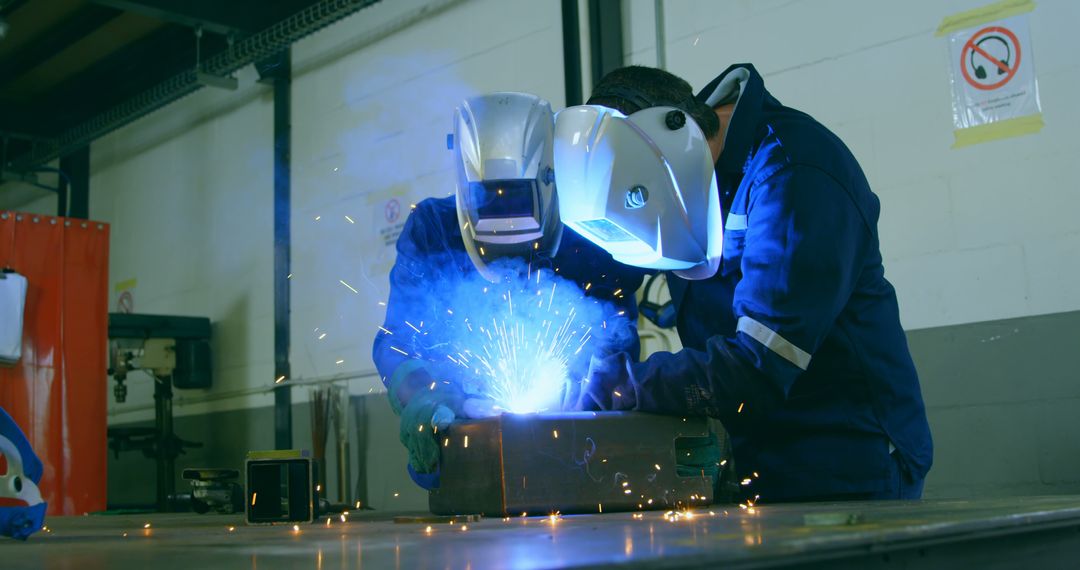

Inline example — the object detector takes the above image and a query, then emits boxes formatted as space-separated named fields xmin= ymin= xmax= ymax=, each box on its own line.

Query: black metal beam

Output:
xmin=269 ymin=48 xmax=292 ymax=450
xmin=10 ymin=0 xmax=383 ymax=171
xmin=560 ymin=0 xmax=583 ymax=107
xmin=0 ymin=26 xmax=226 ymax=138
xmin=0 ymin=5 xmax=121 ymax=84
xmin=89 ymin=0 xmax=255 ymax=35
xmin=58 ymin=146 xmax=89 ymax=218
xmin=587 ymin=0 xmax=624 ymax=87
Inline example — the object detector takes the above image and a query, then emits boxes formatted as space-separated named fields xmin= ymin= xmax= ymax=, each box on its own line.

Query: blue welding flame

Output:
xmin=399 ymin=258 xmax=633 ymax=415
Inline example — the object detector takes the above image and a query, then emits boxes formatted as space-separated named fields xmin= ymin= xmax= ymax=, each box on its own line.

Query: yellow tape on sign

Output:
xmin=936 ymin=0 xmax=1036 ymax=36
xmin=114 ymin=278 xmax=137 ymax=292
xmin=952 ymin=114 xmax=1044 ymax=148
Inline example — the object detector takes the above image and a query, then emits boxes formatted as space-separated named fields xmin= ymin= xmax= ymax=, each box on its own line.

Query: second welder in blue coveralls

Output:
xmin=557 ymin=64 xmax=933 ymax=502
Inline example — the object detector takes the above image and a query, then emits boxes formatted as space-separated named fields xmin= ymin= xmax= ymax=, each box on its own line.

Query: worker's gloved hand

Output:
xmin=399 ymin=389 xmax=458 ymax=478
xmin=390 ymin=363 xmax=501 ymax=489
xmin=566 ymin=352 xmax=637 ymax=411
xmin=675 ymin=434 xmax=722 ymax=481
xmin=461 ymin=397 xmax=500 ymax=419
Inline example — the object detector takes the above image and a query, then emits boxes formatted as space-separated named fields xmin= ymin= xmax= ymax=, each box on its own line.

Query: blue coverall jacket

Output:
xmin=615 ymin=65 xmax=933 ymax=501
xmin=372 ymin=195 xmax=644 ymax=411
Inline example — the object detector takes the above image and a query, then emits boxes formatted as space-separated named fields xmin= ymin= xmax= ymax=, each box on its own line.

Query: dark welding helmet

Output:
xmin=452 ymin=92 xmax=561 ymax=283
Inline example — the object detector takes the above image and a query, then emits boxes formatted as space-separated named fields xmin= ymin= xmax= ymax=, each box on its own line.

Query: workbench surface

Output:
xmin=3 ymin=496 xmax=1080 ymax=569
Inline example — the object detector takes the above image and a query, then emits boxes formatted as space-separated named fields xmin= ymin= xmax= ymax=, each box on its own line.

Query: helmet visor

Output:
xmin=471 ymin=179 xmax=537 ymax=219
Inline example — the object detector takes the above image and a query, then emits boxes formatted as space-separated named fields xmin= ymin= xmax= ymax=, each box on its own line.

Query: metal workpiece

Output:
xmin=429 ymin=412 xmax=715 ymax=516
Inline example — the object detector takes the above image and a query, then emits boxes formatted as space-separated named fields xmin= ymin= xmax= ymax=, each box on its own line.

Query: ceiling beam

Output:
xmin=0 ymin=5 xmax=122 ymax=86
xmin=89 ymin=0 xmax=260 ymax=35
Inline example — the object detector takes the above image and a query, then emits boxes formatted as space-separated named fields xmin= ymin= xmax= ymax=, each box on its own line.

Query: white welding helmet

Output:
xmin=452 ymin=92 xmax=561 ymax=282
xmin=553 ymin=105 xmax=723 ymax=279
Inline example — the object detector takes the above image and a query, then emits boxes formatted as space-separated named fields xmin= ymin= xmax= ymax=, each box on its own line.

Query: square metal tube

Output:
xmin=429 ymin=411 xmax=714 ymax=516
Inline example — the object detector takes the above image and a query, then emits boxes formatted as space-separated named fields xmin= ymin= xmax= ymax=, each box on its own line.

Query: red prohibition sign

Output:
xmin=961 ymin=25 xmax=1021 ymax=91
xmin=385 ymin=198 xmax=401 ymax=223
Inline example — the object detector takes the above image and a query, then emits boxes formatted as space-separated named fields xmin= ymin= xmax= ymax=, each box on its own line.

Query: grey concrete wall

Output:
xmin=908 ymin=310 xmax=1080 ymax=498
xmin=108 ymin=311 xmax=1080 ymax=508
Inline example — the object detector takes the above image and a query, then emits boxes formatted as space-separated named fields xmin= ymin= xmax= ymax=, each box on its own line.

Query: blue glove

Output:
xmin=565 ymin=355 xmax=722 ymax=483
xmin=399 ymin=389 xmax=458 ymax=480
xmin=388 ymin=363 xmax=498 ymax=490
xmin=568 ymin=352 xmax=638 ymax=411
xmin=0 ymin=407 xmax=47 ymax=541
xmin=675 ymin=435 xmax=722 ymax=480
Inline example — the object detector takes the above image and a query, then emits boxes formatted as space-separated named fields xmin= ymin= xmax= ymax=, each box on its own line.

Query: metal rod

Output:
xmin=153 ymin=374 xmax=175 ymax=512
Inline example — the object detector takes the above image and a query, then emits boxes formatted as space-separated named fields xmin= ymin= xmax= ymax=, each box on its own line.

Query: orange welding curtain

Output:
xmin=0 ymin=211 xmax=109 ymax=515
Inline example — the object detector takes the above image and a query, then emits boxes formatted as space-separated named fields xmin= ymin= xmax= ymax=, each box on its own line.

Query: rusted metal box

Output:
xmin=429 ymin=411 xmax=714 ymax=516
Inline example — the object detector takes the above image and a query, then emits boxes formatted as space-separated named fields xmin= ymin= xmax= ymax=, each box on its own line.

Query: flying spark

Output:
xmin=387 ymin=265 xmax=631 ymax=415
xmin=339 ymin=280 xmax=359 ymax=294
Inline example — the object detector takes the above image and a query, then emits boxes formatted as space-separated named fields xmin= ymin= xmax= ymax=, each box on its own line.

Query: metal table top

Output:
xmin=4 ymin=496 xmax=1080 ymax=569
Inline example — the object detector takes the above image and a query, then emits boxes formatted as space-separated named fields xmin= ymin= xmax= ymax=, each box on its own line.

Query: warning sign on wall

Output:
xmin=939 ymin=1 xmax=1042 ymax=147
xmin=364 ymin=185 xmax=410 ymax=278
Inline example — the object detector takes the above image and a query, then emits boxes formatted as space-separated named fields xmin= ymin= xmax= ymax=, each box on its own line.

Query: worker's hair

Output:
xmin=587 ymin=66 xmax=721 ymax=139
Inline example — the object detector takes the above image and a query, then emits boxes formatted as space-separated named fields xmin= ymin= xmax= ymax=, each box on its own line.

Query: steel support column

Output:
xmin=587 ymin=0 xmax=624 ymax=87
xmin=270 ymin=49 xmax=292 ymax=450
xmin=561 ymin=0 xmax=583 ymax=107
xmin=58 ymin=147 xmax=89 ymax=218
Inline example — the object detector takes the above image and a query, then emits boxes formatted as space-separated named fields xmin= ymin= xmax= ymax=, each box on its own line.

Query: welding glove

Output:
xmin=390 ymin=362 xmax=501 ymax=489
xmin=399 ymin=389 xmax=458 ymax=478
xmin=566 ymin=352 xmax=638 ymax=412
xmin=675 ymin=434 xmax=722 ymax=480
xmin=568 ymin=353 xmax=722 ymax=483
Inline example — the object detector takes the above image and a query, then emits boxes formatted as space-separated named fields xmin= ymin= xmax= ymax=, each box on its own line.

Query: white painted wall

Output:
xmin=289 ymin=0 xmax=567 ymax=393
xmin=623 ymin=0 xmax=1080 ymax=331
xmin=89 ymin=65 xmax=276 ymax=422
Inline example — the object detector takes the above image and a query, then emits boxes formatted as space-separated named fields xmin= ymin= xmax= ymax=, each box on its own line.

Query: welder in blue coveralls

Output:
xmin=555 ymin=65 xmax=933 ymax=502
xmin=371 ymin=92 xmax=645 ymax=489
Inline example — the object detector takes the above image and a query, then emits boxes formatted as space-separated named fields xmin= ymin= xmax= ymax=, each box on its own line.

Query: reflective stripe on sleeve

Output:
xmin=737 ymin=316 xmax=812 ymax=370
xmin=725 ymin=214 xmax=748 ymax=231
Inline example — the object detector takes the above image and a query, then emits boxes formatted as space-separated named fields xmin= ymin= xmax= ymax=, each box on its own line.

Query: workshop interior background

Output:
xmin=1 ymin=0 xmax=1078 ymax=513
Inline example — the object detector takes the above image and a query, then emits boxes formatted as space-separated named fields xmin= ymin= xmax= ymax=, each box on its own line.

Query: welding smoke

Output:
xmin=385 ymin=251 xmax=635 ymax=414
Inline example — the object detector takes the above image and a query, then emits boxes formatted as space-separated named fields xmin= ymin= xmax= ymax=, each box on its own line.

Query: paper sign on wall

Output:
xmin=938 ymin=0 xmax=1042 ymax=147
xmin=115 ymin=278 xmax=136 ymax=314
xmin=365 ymin=185 xmax=410 ymax=279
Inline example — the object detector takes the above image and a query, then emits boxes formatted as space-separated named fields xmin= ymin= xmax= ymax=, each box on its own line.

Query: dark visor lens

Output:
xmin=470 ymin=180 xmax=536 ymax=218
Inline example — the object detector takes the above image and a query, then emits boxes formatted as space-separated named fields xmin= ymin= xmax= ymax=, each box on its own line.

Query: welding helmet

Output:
xmin=452 ymin=92 xmax=561 ymax=283
xmin=553 ymin=105 xmax=722 ymax=279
